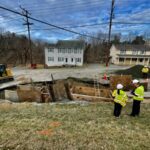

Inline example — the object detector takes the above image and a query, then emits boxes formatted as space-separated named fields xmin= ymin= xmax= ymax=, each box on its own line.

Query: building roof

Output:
xmin=114 ymin=44 xmax=150 ymax=51
xmin=48 ymin=40 xmax=85 ymax=49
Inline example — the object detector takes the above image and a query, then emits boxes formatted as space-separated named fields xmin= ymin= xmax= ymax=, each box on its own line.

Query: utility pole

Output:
xmin=108 ymin=0 xmax=115 ymax=43
xmin=106 ymin=0 xmax=115 ymax=66
xmin=20 ymin=6 xmax=33 ymax=65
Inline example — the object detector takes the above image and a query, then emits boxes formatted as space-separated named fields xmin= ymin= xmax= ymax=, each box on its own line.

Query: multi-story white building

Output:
xmin=110 ymin=44 xmax=150 ymax=65
xmin=45 ymin=40 xmax=85 ymax=67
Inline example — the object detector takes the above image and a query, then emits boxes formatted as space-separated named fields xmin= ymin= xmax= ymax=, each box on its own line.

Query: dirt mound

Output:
xmin=115 ymin=65 xmax=150 ymax=78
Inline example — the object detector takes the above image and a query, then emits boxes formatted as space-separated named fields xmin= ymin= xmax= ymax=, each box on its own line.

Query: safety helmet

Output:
xmin=117 ymin=84 xmax=123 ymax=89
xmin=132 ymin=79 xmax=139 ymax=84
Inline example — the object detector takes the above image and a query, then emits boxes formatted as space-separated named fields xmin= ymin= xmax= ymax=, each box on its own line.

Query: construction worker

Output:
xmin=142 ymin=65 xmax=149 ymax=79
xmin=112 ymin=84 xmax=128 ymax=117
xmin=130 ymin=79 xmax=144 ymax=117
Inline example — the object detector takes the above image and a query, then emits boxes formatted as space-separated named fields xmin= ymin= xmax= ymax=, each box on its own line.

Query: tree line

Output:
xmin=0 ymin=31 xmax=45 ymax=65
xmin=0 ymin=29 xmax=148 ymax=65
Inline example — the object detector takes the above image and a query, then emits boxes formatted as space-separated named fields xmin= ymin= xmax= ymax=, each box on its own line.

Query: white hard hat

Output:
xmin=132 ymin=79 xmax=139 ymax=84
xmin=117 ymin=84 xmax=123 ymax=89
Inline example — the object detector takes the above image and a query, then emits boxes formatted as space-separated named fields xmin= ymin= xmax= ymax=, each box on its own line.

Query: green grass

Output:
xmin=0 ymin=102 xmax=150 ymax=150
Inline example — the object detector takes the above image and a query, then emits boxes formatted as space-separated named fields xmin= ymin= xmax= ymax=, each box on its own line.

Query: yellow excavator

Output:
xmin=0 ymin=64 xmax=14 ymax=83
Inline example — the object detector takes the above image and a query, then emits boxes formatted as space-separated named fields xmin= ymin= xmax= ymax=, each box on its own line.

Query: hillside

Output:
xmin=0 ymin=102 xmax=149 ymax=149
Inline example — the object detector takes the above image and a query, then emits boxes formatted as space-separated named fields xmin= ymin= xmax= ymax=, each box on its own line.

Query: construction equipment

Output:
xmin=0 ymin=64 xmax=14 ymax=83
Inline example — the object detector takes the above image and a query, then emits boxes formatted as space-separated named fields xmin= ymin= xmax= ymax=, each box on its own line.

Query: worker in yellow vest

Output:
xmin=142 ymin=65 xmax=149 ymax=79
xmin=112 ymin=84 xmax=128 ymax=117
xmin=130 ymin=79 xmax=144 ymax=117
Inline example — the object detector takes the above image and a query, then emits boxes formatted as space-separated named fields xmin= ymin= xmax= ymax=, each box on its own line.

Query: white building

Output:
xmin=110 ymin=44 xmax=150 ymax=65
xmin=45 ymin=40 xmax=85 ymax=67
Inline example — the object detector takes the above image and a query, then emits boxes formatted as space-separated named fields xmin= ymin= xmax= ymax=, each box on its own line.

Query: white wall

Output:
xmin=45 ymin=48 xmax=84 ymax=66
xmin=109 ymin=45 xmax=150 ymax=66
xmin=110 ymin=45 xmax=119 ymax=64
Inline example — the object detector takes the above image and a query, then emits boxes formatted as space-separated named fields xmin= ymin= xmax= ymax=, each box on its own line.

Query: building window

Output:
xmin=76 ymin=58 xmax=81 ymax=62
xmin=132 ymin=58 xmax=137 ymax=62
xmin=74 ymin=49 xmax=77 ymax=54
xmin=71 ymin=58 xmax=73 ymax=62
xmin=68 ymin=48 xmax=71 ymax=53
xmin=139 ymin=50 xmax=145 ymax=55
xmin=139 ymin=58 xmax=143 ymax=62
xmin=58 ymin=57 xmax=64 ymax=62
xmin=61 ymin=49 xmax=64 ymax=53
xmin=48 ymin=48 xmax=54 ymax=53
xmin=120 ymin=50 xmax=126 ymax=54
xmin=119 ymin=58 xmax=124 ymax=62
xmin=65 ymin=58 xmax=68 ymax=63
xmin=58 ymin=48 xmax=61 ymax=53
xmin=71 ymin=49 xmax=74 ymax=53
xmin=132 ymin=51 xmax=138 ymax=55
xmin=48 ymin=57 xmax=54 ymax=61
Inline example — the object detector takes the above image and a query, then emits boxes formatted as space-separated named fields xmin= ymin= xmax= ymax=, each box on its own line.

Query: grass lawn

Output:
xmin=0 ymin=102 xmax=150 ymax=150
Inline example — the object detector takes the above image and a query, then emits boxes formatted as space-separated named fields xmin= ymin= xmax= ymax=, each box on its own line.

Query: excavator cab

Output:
xmin=0 ymin=64 xmax=14 ymax=83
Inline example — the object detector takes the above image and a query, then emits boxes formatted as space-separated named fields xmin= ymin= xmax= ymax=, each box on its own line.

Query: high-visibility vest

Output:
xmin=133 ymin=85 xmax=144 ymax=101
xmin=142 ymin=67 xmax=149 ymax=73
xmin=112 ymin=90 xmax=128 ymax=107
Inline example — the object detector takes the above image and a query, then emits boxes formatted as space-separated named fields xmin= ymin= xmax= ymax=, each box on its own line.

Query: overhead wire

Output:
xmin=28 ymin=3 xmax=102 ymax=12
xmin=0 ymin=5 xmax=103 ymax=40
xmin=15 ymin=0 xmax=102 ymax=10
xmin=0 ymin=2 xmax=149 ymax=39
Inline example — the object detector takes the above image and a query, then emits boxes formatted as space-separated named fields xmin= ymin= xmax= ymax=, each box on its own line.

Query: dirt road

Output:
xmin=12 ymin=64 xmax=129 ymax=82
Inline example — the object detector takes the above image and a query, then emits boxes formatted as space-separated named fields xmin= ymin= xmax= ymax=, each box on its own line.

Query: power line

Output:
xmin=17 ymin=0 xmax=102 ymax=10
xmin=113 ymin=22 xmax=150 ymax=25
xmin=0 ymin=5 xmax=149 ymax=40
xmin=33 ymin=22 xmax=109 ymax=30
xmin=18 ymin=1 xmax=103 ymax=17
xmin=26 ymin=1 xmax=101 ymax=11
xmin=0 ymin=14 xmax=22 ymax=24
xmin=0 ymin=5 xmax=102 ymax=40
xmin=28 ymin=5 xmax=101 ymax=16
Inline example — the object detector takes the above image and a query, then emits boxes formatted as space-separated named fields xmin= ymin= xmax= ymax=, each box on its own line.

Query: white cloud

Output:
xmin=0 ymin=0 xmax=149 ymax=41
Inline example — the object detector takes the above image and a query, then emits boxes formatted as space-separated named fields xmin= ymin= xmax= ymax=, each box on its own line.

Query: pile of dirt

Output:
xmin=115 ymin=65 xmax=150 ymax=79
xmin=110 ymin=75 xmax=132 ymax=90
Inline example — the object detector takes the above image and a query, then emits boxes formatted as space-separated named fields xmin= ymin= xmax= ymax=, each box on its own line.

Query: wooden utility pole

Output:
xmin=20 ymin=6 xmax=33 ymax=65
xmin=106 ymin=0 xmax=115 ymax=66
xmin=108 ymin=0 xmax=115 ymax=43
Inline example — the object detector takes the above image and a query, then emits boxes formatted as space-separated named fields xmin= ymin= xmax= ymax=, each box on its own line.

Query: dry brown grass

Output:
xmin=0 ymin=102 xmax=150 ymax=150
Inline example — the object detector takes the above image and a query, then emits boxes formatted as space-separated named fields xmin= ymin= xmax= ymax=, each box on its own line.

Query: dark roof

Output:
xmin=114 ymin=44 xmax=150 ymax=51
xmin=48 ymin=40 xmax=85 ymax=49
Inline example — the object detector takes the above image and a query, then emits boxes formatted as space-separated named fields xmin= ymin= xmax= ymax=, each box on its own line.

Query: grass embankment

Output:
xmin=0 ymin=102 xmax=150 ymax=150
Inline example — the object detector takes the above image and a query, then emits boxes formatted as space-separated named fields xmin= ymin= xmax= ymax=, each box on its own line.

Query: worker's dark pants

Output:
xmin=131 ymin=100 xmax=141 ymax=116
xmin=114 ymin=102 xmax=122 ymax=117
xmin=142 ymin=73 xmax=148 ymax=79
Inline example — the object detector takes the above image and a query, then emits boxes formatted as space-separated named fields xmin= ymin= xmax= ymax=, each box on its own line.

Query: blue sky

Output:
xmin=0 ymin=0 xmax=149 ymax=42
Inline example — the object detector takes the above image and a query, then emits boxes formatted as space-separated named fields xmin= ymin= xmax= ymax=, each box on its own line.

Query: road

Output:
xmin=12 ymin=64 xmax=129 ymax=82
